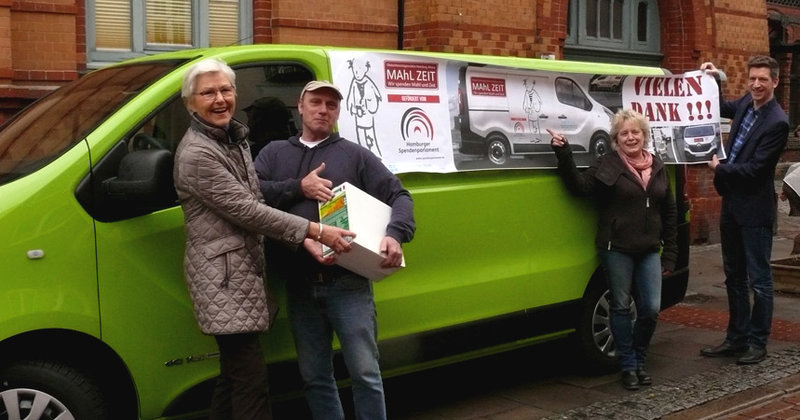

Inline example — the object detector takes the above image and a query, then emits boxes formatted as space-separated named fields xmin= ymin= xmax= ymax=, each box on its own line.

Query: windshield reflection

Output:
xmin=0 ymin=60 xmax=183 ymax=185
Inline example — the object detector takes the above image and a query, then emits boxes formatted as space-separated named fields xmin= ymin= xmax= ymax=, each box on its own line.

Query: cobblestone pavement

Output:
xmin=537 ymin=289 xmax=800 ymax=420
xmin=661 ymin=305 xmax=800 ymax=343
xmin=544 ymin=339 xmax=800 ymax=420
xmin=715 ymin=385 xmax=800 ymax=419
xmin=378 ymin=243 xmax=800 ymax=420
xmin=373 ymin=180 xmax=800 ymax=420
xmin=539 ymin=181 xmax=800 ymax=420
xmin=526 ymin=299 xmax=800 ymax=419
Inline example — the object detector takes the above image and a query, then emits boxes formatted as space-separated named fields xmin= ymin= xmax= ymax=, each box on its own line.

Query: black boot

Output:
xmin=636 ymin=367 xmax=652 ymax=386
xmin=621 ymin=370 xmax=639 ymax=390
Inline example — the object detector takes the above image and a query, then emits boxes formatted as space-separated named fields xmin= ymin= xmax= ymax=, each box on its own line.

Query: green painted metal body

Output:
xmin=0 ymin=45 xmax=679 ymax=419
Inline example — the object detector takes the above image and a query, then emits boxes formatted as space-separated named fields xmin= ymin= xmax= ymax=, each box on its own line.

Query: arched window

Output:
xmin=565 ymin=0 xmax=661 ymax=66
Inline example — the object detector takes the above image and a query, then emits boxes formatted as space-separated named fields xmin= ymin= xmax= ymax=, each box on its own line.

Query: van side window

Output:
xmin=76 ymin=95 xmax=187 ymax=222
xmin=234 ymin=64 xmax=312 ymax=158
xmin=77 ymin=62 xmax=314 ymax=222
xmin=555 ymin=77 xmax=592 ymax=111
xmin=129 ymin=99 xmax=190 ymax=154
xmin=0 ymin=61 xmax=183 ymax=187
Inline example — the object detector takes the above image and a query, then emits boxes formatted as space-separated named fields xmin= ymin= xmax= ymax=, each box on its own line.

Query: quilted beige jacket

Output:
xmin=174 ymin=115 xmax=309 ymax=335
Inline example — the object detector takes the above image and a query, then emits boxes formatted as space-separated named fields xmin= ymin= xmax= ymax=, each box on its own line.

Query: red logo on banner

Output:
xmin=385 ymin=61 xmax=439 ymax=89
xmin=401 ymin=107 xmax=435 ymax=142
xmin=471 ymin=77 xmax=506 ymax=97
xmin=387 ymin=94 xmax=441 ymax=103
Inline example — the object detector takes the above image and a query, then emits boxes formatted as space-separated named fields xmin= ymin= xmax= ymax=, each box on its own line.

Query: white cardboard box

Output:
xmin=318 ymin=182 xmax=404 ymax=281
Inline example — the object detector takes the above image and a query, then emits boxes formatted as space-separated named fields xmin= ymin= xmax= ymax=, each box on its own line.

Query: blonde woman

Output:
xmin=548 ymin=109 xmax=677 ymax=391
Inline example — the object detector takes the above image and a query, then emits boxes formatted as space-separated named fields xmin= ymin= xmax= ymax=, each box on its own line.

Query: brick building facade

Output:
xmin=1 ymin=0 xmax=799 ymax=244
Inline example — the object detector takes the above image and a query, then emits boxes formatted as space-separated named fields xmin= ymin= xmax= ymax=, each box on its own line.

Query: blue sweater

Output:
xmin=254 ymin=133 xmax=415 ymax=278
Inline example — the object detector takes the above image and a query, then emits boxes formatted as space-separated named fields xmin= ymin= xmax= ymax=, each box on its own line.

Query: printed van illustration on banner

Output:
xmin=330 ymin=51 xmax=722 ymax=172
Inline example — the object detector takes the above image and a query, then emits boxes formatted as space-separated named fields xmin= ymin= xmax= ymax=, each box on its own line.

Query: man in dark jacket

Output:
xmin=253 ymin=80 xmax=415 ymax=420
xmin=700 ymin=56 xmax=789 ymax=365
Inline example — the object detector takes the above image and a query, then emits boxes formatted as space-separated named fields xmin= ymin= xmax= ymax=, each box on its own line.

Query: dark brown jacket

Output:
xmin=553 ymin=146 xmax=678 ymax=271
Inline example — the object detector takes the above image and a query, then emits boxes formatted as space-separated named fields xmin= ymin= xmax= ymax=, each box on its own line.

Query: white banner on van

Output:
xmin=329 ymin=52 xmax=457 ymax=174
xmin=329 ymin=51 xmax=721 ymax=174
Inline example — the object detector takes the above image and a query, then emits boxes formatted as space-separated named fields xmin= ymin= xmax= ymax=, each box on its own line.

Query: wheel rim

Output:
xmin=592 ymin=290 xmax=637 ymax=358
xmin=591 ymin=290 xmax=615 ymax=357
xmin=0 ymin=388 xmax=75 ymax=420
xmin=488 ymin=138 xmax=508 ymax=165
xmin=592 ymin=137 xmax=608 ymax=158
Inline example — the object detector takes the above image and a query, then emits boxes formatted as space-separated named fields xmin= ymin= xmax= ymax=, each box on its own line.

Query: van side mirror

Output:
xmin=76 ymin=140 xmax=179 ymax=222
xmin=102 ymin=149 xmax=177 ymax=209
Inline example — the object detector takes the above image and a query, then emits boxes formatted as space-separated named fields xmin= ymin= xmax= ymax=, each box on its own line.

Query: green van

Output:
xmin=0 ymin=45 xmax=689 ymax=419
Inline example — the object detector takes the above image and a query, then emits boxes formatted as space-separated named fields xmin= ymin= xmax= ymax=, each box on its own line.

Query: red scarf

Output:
xmin=618 ymin=150 xmax=653 ymax=190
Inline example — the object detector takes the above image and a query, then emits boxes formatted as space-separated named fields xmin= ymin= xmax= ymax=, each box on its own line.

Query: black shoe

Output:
xmin=636 ymin=367 xmax=652 ymax=386
xmin=700 ymin=341 xmax=748 ymax=357
xmin=621 ymin=370 xmax=639 ymax=390
xmin=737 ymin=347 xmax=767 ymax=365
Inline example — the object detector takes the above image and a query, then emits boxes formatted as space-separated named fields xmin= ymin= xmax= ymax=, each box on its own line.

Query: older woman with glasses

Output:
xmin=173 ymin=58 xmax=355 ymax=420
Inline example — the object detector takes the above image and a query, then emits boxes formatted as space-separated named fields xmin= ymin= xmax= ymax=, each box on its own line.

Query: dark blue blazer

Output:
xmin=713 ymin=93 xmax=789 ymax=227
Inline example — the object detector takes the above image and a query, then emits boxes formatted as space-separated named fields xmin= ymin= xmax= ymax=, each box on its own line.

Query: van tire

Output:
xmin=487 ymin=135 xmax=510 ymax=166
xmin=576 ymin=280 xmax=622 ymax=372
xmin=0 ymin=360 xmax=109 ymax=420
xmin=590 ymin=133 xmax=610 ymax=158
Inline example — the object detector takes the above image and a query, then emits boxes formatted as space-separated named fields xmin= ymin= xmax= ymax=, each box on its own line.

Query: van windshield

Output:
xmin=0 ymin=60 xmax=186 ymax=185
xmin=684 ymin=125 xmax=715 ymax=137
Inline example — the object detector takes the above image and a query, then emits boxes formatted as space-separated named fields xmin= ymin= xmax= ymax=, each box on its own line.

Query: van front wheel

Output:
xmin=590 ymin=133 xmax=610 ymax=158
xmin=576 ymin=280 xmax=636 ymax=372
xmin=0 ymin=360 xmax=109 ymax=420
xmin=487 ymin=135 xmax=510 ymax=166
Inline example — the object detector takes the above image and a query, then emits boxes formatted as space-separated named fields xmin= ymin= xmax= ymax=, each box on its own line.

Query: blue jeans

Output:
xmin=601 ymin=250 xmax=662 ymax=372
xmin=287 ymin=274 xmax=386 ymax=420
xmin=720 ymin=221 xmax=774 ymax=349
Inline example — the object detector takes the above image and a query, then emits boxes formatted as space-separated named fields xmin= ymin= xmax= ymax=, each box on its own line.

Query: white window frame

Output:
xmin=86 ymin=0 xmax=253 ymax=68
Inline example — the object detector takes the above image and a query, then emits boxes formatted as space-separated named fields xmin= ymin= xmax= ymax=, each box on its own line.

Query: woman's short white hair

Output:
xmin=181 ymin=58 xmax=236 ymax=102
xmin=609 ymin=109 xmax=651 ymax=150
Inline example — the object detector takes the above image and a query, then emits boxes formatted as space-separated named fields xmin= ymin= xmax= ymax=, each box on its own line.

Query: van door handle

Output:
xmin=558 ymin=115 xmax=568 ymax=119
xmin=539 ymin=114 xmax=549 ymax=119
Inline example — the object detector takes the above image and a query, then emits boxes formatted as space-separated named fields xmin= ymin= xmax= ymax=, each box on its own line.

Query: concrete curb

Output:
xmin=663 ymin=373 xmax=800 ymax=419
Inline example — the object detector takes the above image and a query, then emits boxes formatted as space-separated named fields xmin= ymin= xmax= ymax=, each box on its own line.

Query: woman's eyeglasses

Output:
xmin=195 ymin=86 xmax=235 ymax=101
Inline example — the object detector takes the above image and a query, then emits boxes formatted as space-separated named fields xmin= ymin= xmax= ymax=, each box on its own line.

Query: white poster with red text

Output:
xmin=330 ymin=52 xmax=456 ymax=174
xmin=329 ymin=51 xmax=721 ymax=173
xmin=623 ymin=71 xmax=724 ymax=164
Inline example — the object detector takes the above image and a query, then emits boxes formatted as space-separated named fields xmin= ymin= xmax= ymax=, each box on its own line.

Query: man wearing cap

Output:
xmin=253 ymin=80 xmax=415 ymax=420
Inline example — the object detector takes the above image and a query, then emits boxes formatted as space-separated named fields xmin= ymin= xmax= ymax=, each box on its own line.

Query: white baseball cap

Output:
xmin=301 ymin=80 xmax=343 ymax=100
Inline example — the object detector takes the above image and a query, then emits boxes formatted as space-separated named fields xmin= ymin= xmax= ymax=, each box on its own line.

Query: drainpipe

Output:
xmin=397 ymin=0 xmax=404 ymax=50
xmin=790 ymin=52 xmax=799 ymax=129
